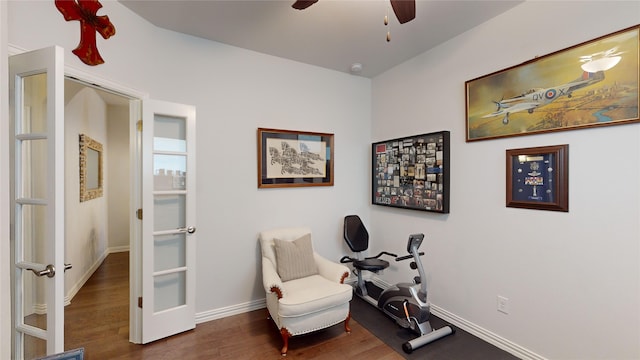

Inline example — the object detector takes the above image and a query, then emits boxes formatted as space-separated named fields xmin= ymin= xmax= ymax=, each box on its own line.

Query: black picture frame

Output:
xmin=257 ymin=128 xmax=334 ymax=188
xmin=372 ymin=131 xmax=450 ymax=213
xmin=506 ymin=144 xmax=569 ymax=212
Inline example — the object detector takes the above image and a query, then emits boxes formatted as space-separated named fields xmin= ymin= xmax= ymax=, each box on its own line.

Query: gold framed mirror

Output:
xmin=79 ymin=134 xmax=103 ymax=202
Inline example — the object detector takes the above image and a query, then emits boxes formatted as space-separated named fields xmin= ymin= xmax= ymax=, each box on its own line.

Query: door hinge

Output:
xmin=136 ymin=208 xmax=143 ymax=220
xmin=138 ymin=297 xmax=143 ymax=308
xmin=137 ymin=120 xmax=142 ymax=131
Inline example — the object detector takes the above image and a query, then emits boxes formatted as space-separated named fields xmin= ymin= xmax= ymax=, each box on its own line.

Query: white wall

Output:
xmin=6 ymin=0 xmax=371 ymax=319
xmin=106 ymin=105 xmax=130 ymax=250
xmin=371 ymin=2 xmax=640 ymax=359
xmin=7 ymin=1 xmax=637 ymax=359
xmin=64 ymin=87 xmax=109 ymax=297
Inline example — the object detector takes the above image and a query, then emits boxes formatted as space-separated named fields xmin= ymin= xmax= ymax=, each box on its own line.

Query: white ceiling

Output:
xmin=118 ymin=0 xmax=523 ymax=78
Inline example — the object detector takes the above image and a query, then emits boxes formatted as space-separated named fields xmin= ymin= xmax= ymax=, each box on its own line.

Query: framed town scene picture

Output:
xmin=257 ymin=128 xmax=334 ymax=188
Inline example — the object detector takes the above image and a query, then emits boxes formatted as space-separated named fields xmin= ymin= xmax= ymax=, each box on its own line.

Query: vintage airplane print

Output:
xmin=466 ymin=26 xmax=639 ymax=141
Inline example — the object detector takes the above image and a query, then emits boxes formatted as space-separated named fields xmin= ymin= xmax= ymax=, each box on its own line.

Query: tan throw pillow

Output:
xmin=274 ymin=234 xmax=319 ymax=282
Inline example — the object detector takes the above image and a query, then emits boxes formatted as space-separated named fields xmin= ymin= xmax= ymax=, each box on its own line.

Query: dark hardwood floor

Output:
xmin=64 ymin=252 xmax=402 ymax=360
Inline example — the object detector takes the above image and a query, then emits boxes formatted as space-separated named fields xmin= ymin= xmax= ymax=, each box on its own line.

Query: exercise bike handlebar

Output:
xmin=395 ymin=252 xmax=424 ymax=262
xmin=340 ymin=251 xmax=397 ymax=264
xmin=370 ymin=251 xmax=397 ymax=259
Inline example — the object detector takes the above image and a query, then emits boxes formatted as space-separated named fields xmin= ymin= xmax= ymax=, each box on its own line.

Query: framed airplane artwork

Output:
xmin=465 ymin=25 xmax=639 ymax=142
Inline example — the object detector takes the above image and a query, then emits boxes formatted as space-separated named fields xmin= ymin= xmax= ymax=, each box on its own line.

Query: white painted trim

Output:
xmin=64 ymin=249 xmax=109 ymax=306
xmin=37 ymin=246 xmax=132 ymax=311
xmin=192 ymin=289 xmax=544 ymax=360
xmin=65 ymin=67 xmax=148 ymax=101
xmin=128 ymin=99 xmax=142 ymax=344
xmin=0 ymin=3 xmax=11 ymax=359
xmin=8 ymin=44 xmax=25 ymax=55
xmin=360 ymin=276 xmax=545 ymax=360
xmin=108 ymin=246 xmax=130 ymax=254
xmin=9 ymin=43 xmax=148 ymax=101
xmin=64 ymin=247 xmax=129 ymax=305
xmin=195 ymin=299 xmax=266 ymax=324
xmin=431 ymin=305 xmax=547 ymax=360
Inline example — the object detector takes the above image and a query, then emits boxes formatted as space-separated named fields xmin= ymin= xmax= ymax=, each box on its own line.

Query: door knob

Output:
xmin=26 ymin=264 xmax=56 ymax=278
xmin=177 ymin=226 xmax=196 ymax=234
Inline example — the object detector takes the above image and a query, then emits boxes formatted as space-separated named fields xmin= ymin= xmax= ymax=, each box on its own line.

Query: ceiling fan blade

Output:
xmin=292 ymin=0 xmax=318 ymax=10
xmin=390 ymin=0 xmax=416 ymax=24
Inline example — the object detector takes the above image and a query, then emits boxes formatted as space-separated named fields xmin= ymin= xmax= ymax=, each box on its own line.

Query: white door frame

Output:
xmin=6 ymin=45 xmax=149 ymax=348
xmin=64 ymin=66 xmax=148 ymax=344
xmin=1 ymin=3 xmax=12 ymax=359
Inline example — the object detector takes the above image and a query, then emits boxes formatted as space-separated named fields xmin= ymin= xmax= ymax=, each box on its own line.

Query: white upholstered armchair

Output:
xmin=259 ymin=227 xmax=352 ymax=355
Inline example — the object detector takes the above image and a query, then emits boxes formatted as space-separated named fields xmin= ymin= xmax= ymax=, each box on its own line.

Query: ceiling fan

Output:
xmin=292 ymin=0 xmax=416 ymax=24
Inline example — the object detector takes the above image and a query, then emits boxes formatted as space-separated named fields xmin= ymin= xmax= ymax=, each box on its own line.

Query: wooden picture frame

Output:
xmin=79 ymin=134 xmax=103 ymax=202
xmin=257 ymin=128 xmax=334 ymax=188
xmin=466 ymin=25 xmax=639 ymax=142
xmin=506 ymin=144 xmax=568 ymax=212
xmin=372 ymin=131 xmax=450 ymax=213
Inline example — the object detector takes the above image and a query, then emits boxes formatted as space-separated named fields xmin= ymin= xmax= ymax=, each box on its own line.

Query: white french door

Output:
xmin=9 ymin=46 xmax=65 ymax=358
xmin=140 ymin=99 xmax=196 ymax=343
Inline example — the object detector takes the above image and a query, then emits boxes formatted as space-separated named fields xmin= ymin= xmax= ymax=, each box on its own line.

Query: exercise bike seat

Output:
xmin=351 ymin=257 xmax=389 ymax=272
xmin=341 ymin=215 xmax=396 ymax=272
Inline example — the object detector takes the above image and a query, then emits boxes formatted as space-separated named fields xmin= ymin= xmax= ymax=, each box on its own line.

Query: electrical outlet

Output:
xmin=497 ymin=295 xmax=509 ymax=314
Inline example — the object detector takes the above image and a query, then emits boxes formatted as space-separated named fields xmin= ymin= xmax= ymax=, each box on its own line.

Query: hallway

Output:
xmin=64 ymin=252 xmax=131 ymax=357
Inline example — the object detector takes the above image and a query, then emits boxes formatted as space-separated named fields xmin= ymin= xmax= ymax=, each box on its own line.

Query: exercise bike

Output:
xmin=340 ymin=215 xmax=454 ymax=353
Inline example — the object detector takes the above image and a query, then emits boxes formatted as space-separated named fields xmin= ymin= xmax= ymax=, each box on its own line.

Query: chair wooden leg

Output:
xmin=280 ymin=328 xmax=291 ymax=356
xmin=344 ymin=312 xmax=352 ymax=333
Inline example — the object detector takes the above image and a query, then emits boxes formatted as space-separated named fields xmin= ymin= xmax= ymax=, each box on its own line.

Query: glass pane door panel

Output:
xmin=20 ymin=73 xmax=48 ymax=134
xmin=22 ymin=272 xmax=48 ymax=331
xmin=154 ymin=233 xmax=186 ymax=272
xmin=19 ymin=204 xmax=47 ymax=264
xmin=154 ymin=154 xmax=186 ymax=191
xmin=154 ymin=115 xmax=186 ymax=152
xmin=19 ymin=139 xmax=47 ymax=199
xmin=24 ymin=334 xmax=46 ymax=360
xmin=154 ymin=272 xmax=186 ymax=312
xmin=153 ymin=195 xmax=185 ymax=231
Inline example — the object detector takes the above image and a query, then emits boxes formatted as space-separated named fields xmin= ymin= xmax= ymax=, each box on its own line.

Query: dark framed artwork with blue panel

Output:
xmin=372 ymin=131 xmax=450 ymax=213
xmin=506 ymin=144 xmax=569 ymax=212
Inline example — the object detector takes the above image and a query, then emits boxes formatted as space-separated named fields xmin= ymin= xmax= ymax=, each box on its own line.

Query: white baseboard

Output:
xmin=190 ymin=275 xmax=545 ymax=360
xmin=64 ymin=251 xmax=108 ymax=306
xmin=108 ymin=245 xmax=130 ymax=253
xmin=351 ymin=275 xmax=546 ymax=360
xmin=196 ymin=298 xmax=266 ymax=324
xmin=65 ymin=246 xmax=130 ymax=306
xmin=431 ymin=305 xmax=546 ymax=360
xmin=32 ymin=247 xmax=129 ymax=313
